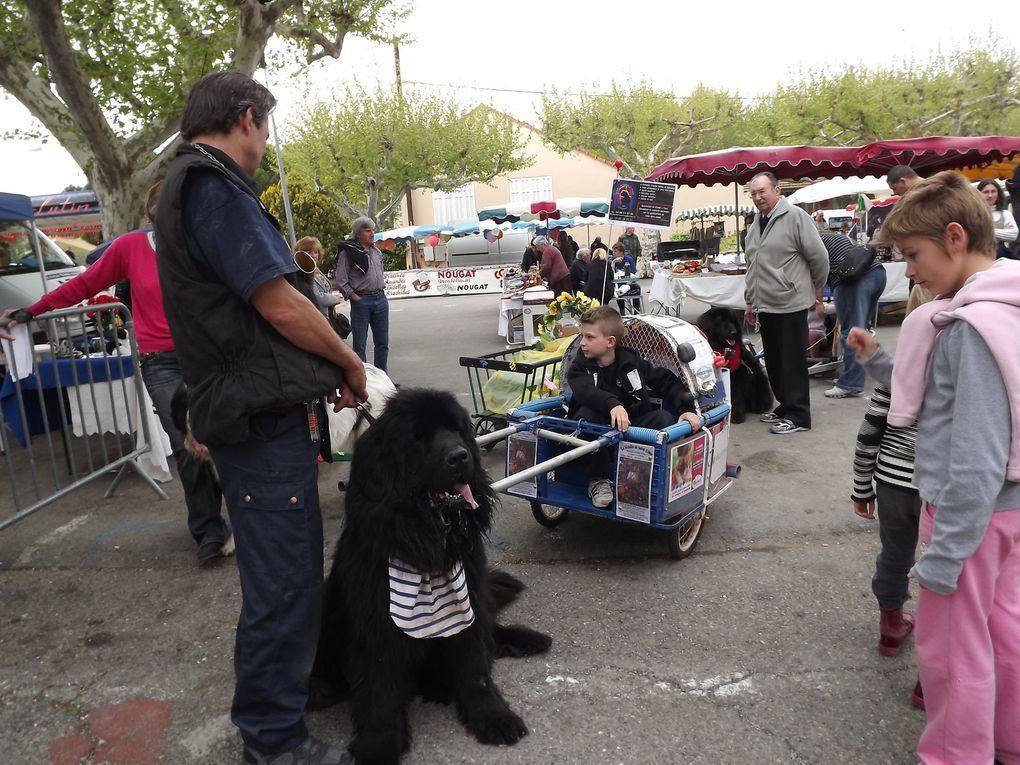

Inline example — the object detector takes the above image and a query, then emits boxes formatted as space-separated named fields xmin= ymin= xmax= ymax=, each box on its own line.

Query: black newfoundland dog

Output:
xmin=312 ymin=388 xmax=551 ymax=765
xmin=695 ymin=307 xmax=773 ymax=423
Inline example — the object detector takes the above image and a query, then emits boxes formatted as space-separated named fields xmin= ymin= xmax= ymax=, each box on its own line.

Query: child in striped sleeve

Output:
xmin=851 ymin=286 xmax=933 ymax=667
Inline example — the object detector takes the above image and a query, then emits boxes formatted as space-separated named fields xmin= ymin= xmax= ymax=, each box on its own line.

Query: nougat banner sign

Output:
xmin=383 ymin=265 xmax=510 ymax=299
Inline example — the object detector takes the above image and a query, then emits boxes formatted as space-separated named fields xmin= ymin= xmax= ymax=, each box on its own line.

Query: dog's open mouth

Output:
xmin=431 ymin=482 xmax=478 ymax=510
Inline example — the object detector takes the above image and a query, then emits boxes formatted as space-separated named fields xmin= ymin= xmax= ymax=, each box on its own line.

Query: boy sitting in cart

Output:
xmin=567 ymin=305 xmax=702 ymax=508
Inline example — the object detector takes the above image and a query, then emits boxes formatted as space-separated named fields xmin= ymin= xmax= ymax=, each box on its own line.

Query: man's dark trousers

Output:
xmin=140 ymin=351 xmax=227 ymax=546
xmin=759 ymin=309 xmax=811 ymax=428
xmin=209 ymin=406 xmax=322 ymax=754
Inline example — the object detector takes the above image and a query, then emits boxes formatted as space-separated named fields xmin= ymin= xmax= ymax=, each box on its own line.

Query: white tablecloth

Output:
xmin=650 ymin=262 xmax=909 ymax=313
xmin=67 ymin=378 xmax=173 ymax=482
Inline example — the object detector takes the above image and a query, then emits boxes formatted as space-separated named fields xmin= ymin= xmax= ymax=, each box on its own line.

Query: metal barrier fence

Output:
xmin=0 ymin=302 xmax=167 ymax=530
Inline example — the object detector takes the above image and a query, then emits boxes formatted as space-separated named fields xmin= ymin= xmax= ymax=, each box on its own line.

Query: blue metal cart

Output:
xmin=477 ymin=315 xmax=739 ymax=560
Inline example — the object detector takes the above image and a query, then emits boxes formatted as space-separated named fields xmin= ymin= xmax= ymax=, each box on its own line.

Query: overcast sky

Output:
xmin=0 ymin=0 xmax=1011 ymax=196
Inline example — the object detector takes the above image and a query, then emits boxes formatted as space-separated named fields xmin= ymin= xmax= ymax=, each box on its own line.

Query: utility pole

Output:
xmin=394 ymin=40 xmax=420 ymax=268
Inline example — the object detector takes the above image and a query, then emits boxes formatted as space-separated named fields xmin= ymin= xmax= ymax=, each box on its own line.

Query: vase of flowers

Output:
xmin=537 ymin=292 xmax=599 ymax=343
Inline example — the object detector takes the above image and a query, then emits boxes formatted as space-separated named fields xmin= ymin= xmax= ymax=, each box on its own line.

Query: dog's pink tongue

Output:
xmin=455 ymin=482 xmax=478 ymax=509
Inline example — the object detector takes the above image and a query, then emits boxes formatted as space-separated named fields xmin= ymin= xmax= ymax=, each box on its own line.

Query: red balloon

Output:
xmin=613 ymin=159 xmax=624 ymax=170
xmin=426 ymin=234 xmax=440 ymax=247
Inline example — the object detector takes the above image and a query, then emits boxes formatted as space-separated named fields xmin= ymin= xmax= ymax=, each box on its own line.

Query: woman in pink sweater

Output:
xmin=5 ymin=184 xmax=231 ymax=564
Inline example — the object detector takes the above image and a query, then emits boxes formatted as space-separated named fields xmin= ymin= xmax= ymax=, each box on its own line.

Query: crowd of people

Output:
xmin=4 ymin=68 xmax=1020 ymax=764
xmin=521 ymin=226 xmax=645 ymax=313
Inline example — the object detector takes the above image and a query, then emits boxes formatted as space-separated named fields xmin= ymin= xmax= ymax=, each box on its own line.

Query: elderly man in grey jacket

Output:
xmin=743 ymin=172 xmax=829 ymax=434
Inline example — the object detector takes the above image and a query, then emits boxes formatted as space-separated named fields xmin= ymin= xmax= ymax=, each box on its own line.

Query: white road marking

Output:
xmin=16 ymin=514 xmax=90 ymax=566
xmin=545 ymin=675 xmax=580 ymax=685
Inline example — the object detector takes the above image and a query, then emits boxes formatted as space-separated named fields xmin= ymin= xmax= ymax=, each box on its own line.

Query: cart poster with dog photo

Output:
xmin=668 ymin=433 xmax=706 ymax=502
xmin=615 ymin=442 xmax=655 ymax=523
xmin=506 ymin=432 xmax=538 ymax=497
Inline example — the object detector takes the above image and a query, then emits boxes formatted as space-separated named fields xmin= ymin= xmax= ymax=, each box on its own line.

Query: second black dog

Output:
xmin=695 ymin=307 xmax=773 ymax=423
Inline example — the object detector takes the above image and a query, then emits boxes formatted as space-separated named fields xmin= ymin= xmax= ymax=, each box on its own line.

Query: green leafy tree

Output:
xmin=261 ymin=181 xmax=351 ymax=274
xmin=746 ymin=45 xmax=1020 ymax=146
xmin=539 ymin=81 xmax=744 ymax=180
xmin=0 ymin=0 xmax=406 ymax=238
xmin=285 ymin=85 xmax=531 ymax=224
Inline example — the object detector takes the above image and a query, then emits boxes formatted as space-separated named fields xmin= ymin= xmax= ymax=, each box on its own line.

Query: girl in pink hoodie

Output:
xmin=849 ymin=171 xmax=1020 ymax=765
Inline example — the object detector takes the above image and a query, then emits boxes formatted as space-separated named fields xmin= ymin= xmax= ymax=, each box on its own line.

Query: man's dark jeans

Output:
xmin=834 ymin=265 xmax=887 ymax=392
xmin=210 ymin=406 xmax=323 ymax=754
xmin=350 ymin=292 xmax=389 ymax=371
xmin=140 ymin=351 xmax=227 ymax=546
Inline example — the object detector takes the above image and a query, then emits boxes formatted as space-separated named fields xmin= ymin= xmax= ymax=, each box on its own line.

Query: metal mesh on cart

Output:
xmin=621 ymin=317 xmax=692 ymax=390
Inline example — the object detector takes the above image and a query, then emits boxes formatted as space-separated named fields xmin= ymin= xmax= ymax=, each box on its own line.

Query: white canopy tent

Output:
xmin=787 ymin=176 xmax=891 ymax=205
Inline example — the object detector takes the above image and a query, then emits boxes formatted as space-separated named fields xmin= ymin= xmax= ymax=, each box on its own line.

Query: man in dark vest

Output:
xmin=153 ymin=71 xmax=364 ymax=765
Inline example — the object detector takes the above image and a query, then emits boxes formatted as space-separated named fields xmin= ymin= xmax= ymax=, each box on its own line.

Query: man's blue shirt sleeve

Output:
xmin=183 ymin=172 xmax=295 ymax=302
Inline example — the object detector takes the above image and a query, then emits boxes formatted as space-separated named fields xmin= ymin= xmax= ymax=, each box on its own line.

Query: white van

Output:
xmin=0 ymin=214 xmax=85 ymax=312
xmin=444 ymin=229 xmax=531 ymax=267
xmin=820 ymin=209 xmax=854 ymax=230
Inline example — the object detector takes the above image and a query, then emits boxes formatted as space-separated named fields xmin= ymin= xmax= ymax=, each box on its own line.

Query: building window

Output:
xmin=509 ymin=176 xmax=553 ymax=204
xmin=432 ymin=183 xmax=477 ymax=226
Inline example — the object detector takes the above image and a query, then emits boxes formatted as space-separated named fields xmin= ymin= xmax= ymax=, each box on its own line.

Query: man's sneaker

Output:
xmin=824 ymin=385 xmax=862 ymax=399
xmin=588 ymin=478 xmax=614 ymax=508
xmin=242 ymin=736 xmax=354 ymax=765
xmin=769 ymin=418 xmax=809 ymax=435
xmin=759 ymin=411 xmax=782 ymax=423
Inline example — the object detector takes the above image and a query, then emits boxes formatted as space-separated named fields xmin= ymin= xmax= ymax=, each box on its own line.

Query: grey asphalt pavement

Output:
xmin=0 ymin=283 xmax=923 ymax=764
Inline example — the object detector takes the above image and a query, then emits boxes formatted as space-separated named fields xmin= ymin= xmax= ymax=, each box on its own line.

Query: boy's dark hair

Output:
xmin=879 ymin=171 xmax=995 ymax=255
xmin=180 ymin=72 xmax=276 ymax=141
xmin=580 ymin=305 xmax=625 ymax=343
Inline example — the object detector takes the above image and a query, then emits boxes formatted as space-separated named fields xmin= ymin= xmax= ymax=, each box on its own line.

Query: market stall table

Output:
xmin=650 ymin=262 xmax=909 ymax=314
xmin=498 ymin=288 xmax=555 ymax=345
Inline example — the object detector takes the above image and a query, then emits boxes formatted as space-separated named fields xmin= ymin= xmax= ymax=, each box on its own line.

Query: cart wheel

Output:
xmin=474 ymin=415 xmax=505 ymax=450
xmin=531 ymin=502 xmax=569 ymax=528
xmin=667 ymin=509 xmax=705 ymax=560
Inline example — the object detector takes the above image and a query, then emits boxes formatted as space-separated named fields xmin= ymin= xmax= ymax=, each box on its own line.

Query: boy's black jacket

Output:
xmin=566 ymin=345 xmax=696 ymax=420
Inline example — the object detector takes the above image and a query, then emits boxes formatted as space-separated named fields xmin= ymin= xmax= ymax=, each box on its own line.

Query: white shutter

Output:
xmin=509 ymin=176 xmax=553 ymax=204
xmin=432 ymin=183 xmax=477 ymax=226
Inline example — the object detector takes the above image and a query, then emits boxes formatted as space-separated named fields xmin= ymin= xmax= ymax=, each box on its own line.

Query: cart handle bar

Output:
xmin=490 ymin=435 xmax=615 ymax=494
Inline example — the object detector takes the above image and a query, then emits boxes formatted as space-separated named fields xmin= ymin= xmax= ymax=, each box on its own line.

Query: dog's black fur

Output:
xmin=312 ymin=388 xmax=551 ymax=765
xmin=695 ymin=307 xmax=773 ymax=423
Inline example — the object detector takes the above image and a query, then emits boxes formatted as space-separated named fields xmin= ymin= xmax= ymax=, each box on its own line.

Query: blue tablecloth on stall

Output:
xmin=0 ymin=355 xmax=135 ymax=448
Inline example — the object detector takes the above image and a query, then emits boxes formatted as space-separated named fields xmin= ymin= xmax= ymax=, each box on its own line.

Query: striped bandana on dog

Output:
xmin=388 ymin=558 xmax=475 ymax=638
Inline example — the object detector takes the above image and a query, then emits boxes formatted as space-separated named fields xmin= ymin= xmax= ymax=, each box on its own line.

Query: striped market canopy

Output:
xmin=675 ymin=204 xmax=755 ymax=222
xmin=373 ymin=224 xmax=452 ymax=243
xmin=477 ymin=197 xmax=609 ymax=223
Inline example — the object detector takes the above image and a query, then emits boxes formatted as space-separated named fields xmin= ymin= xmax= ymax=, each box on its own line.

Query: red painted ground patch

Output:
xmin=49 ymin=698 xmax=172 ymax=765
xmin=48 ymin=734 xmax=91 ymax=765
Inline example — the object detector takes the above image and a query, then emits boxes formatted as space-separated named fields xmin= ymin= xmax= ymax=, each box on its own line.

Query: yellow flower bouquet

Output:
xmin=537 ymin=291 xmax=600 ymax=341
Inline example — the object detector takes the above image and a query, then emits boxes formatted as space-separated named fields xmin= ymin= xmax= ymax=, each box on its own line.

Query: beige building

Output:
xmin=400 ymin=109 xmax=752 ymax=251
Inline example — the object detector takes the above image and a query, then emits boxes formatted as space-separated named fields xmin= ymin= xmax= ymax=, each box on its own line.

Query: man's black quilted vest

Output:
xmin=154 ymin=144 xmax=346 ymax=446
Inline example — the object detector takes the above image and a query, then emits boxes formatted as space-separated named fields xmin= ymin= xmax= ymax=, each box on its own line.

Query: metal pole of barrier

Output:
xmin=0 ymin=302 xmax=168 ymax=531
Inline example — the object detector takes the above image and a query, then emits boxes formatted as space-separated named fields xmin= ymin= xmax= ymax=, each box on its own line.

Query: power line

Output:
xmin=403 ymin=79 xmax=769 ymax=102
